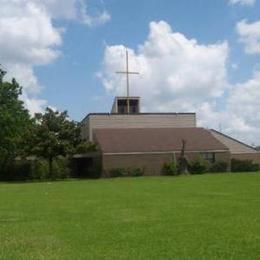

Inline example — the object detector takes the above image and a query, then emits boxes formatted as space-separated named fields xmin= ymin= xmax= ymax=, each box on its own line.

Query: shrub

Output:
xmin=108 ymin=167 xmax=145 ymax=178
xmin=1 ymin=159 xmax=37 ymax=181
xmin=162 ymin=161 xmax=179 ymax=176
xmin=76 ymin=141 xmax=97 ymax=153
xmin=51 ymin=157 xmax=72 ymax=179
xmin=189 ymin=158 xmax=209 ymax=174
xmin=31 ymin=159 xmax=49 ymax=180
xmin=0 ymin=160 xmax=32 ymax=181
xmin=128 ymin=167 xmax=145 ymax=177
xmin=210 ymin=161 xmax=228 ymax=173
xmin=87 ymin=162 xmax=102 ymax=179
xmin=231 ymin=159 xmax=259 ymax=172
xmin=12 ymin=160 xmax=32 ymax=181
xmin=109 ymin=168 xmax=127 ymax=178
xmin=0 ymin=157 xmax=74 ymax=181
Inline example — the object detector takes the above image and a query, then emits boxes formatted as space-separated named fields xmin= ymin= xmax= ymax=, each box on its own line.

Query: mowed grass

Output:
xmin=0 ymin=173 xmax=260 ymax=260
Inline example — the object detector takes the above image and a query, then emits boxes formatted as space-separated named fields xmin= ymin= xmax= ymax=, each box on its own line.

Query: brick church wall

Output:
xmin=102 ymin=151 xmax=231 ymax=176
xmin=231 ymin=153 xmax=260 ymax=165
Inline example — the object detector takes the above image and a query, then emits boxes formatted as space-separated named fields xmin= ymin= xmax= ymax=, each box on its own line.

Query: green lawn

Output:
xmin=0 ymin=173 xmax=260 ymax=260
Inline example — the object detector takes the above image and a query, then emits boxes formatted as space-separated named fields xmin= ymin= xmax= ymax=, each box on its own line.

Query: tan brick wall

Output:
xmin=232 ymin=153 xmax=260 ymax=165
xmin=83 ymin=114 xmax=196 ymax=141
xmin=215 ymin=152 xmax=232 ymax=171
xmin=102 ymin=151 xmax=231 ymax=176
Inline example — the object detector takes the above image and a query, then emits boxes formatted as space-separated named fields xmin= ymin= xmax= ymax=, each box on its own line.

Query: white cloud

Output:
xmin=36 ymin=0 xmax=78 ymax=19
xmin=34 ymin=0 xmax=111 ymax=26
xmin=78 ymin=0 xmax=111 ymax=27
xmin=100 ymin=20 xmax=260 ymax=144
xmin=22 ymin=93 xmax=48 ymax=115
xmin=101 ymin=21 xmax=229 ymax=102
xmin=227 ymin=71 xmax=260 ymax=138
xmin=0 ymin=0 xmax=110 ymax=114
xmin=236 ymin=19 xmax=260 ymax=54
xmin=0 ymin=0 xmax=62 ymax=113
xmin=229 ymin=0 xmax=255 ymax=6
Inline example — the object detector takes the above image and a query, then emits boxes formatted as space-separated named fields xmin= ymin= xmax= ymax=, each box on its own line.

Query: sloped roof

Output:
xmin=94 ymin=128 xmax=228 ymax=154
xmin=210 ymin=129 xmax=258 ymax=154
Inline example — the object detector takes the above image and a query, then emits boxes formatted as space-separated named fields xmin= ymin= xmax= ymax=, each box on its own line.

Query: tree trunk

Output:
xmin=179 ymin=139 xmax=189 ymax=174
xmin=48 ymin=157 xmax=54 ymax=180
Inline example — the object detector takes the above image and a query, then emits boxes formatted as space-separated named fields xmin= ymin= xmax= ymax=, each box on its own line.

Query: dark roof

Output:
xmin=82 ymin=112 xmax=196 ymax=123
xmin=114 ymin=96 xmax=141 ymax=99
xmin=94 ymin=128 xmax=228 ymax=154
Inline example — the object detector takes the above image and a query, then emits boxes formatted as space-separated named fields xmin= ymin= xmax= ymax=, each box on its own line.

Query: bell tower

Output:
xmin=115 ymin=49 xmax=140 ymax=114
xmin=111 ymin=96 xmax=140 ymax=114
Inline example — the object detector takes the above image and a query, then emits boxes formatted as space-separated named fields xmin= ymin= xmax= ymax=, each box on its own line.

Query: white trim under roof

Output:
xmin=103 ymin=150 xmax=228 ymax=156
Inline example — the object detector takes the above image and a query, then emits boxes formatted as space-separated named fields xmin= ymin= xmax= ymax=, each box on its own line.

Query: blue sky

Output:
xmin=0 ymin=0 xmax=260 ymax=144
xmin=34 ymin=0 xmax=259 ymax=119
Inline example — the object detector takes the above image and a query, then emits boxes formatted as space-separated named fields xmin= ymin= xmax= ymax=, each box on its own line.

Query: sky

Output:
xmin=0 ymin=0 xmax=260 ymax=145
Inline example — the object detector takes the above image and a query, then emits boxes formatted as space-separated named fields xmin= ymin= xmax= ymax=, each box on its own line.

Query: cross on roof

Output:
xmin=116 ymin=49 xmax=140 ymax=114
xmin=116 ymin=49 xmax=139 ymax=97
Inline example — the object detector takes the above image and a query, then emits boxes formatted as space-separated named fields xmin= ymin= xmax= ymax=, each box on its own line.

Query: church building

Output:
xmin=80 ymin=96 xmax=259 ymax=176
xmin=79 ymin=50 xmax=259 ymax=177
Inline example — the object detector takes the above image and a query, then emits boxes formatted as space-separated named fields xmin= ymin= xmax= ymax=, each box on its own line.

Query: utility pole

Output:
xmin=116 ymin=49 xmax=139 ymax=114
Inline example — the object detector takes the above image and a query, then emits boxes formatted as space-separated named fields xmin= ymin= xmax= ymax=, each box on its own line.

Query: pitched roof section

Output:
xmin=210 ymin=129 xmax=258 ymax=154
xmin=94 ymin=128 xmax=228 ymax=154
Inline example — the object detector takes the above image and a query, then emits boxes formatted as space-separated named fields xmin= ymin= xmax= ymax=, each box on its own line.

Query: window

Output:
xmin=117 ymin=100 xmax=127 ymax=114
xmin=117 ymin=99 xmax=139 ymax=114
xmin=201 ymin=152 xmax=215 ymax=163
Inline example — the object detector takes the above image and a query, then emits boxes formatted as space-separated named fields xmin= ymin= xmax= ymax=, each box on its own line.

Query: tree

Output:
xmin=178 ymin=139 xmax=189 ymax=174
xmin=30 ymin=108 xmax=82 ymax=179
xmin=0 ymin=69 xmax=32 ymax=176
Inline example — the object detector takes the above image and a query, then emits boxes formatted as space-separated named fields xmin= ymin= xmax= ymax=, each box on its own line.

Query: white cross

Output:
xmin=116 ymin=49 xmax=139 ymax=113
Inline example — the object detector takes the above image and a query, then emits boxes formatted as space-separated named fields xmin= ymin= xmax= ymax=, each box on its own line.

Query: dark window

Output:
xmin=117 ymin=100 xmax=127 ymax=114
xmin=130 ymin=100 xmax=139 ymax=114
xmin=201 ymin=153 xmax=215 ymax=163
xmin=117 ymin=99 xmax=139 ymax=114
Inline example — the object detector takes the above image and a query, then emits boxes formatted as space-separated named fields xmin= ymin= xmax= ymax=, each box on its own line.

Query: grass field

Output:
xmin=0 ymin=173 xmax=260 ymax=260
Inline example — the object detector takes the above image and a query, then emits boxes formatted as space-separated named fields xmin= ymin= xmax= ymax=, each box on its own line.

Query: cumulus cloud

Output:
xmin=101 ymin=21 xmax=229 ymax=105
xmin=100 ymin=20 xmax=260 ymax=144
xmin=227 ymin=71 xmax=260 ymax=140
xmin=236 ymin=19 xmax=260 ymax=54
xmin=0 ymin=0 xmax=110 ymax=114
xmin=0 ymin=0 xmax=62 ymax=113
xmin=229 ymin=0 xmax=255 ymax=6
xmin=35 ymin=0 xmax=111 ymax=26
xmin=78 ymin=0 xmax=111 ymax=27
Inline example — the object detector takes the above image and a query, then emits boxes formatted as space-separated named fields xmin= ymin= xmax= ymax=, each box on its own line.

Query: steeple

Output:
xmin=115 ymin=49 xmax=140 ymax=114
xmin=111 ymin=96 xmax=141 ymax=114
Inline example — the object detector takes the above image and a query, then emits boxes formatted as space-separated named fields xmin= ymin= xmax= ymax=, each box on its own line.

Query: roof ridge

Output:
xmin=82 ymin=112 xmax=196 ymax=122
xmin=210 ymin=129 xmax=257 ymax=151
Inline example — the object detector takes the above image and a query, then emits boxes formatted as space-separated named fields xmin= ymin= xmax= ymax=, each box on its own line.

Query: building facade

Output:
xmin=80 ymin=96 xmax=259 ymax=177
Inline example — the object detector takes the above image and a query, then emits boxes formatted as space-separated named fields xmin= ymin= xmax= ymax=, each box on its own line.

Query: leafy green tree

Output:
xmin=30 ymin=108 xmax=82 ymax=179
xmin=0 ymin=68 xmax=32 ymax=176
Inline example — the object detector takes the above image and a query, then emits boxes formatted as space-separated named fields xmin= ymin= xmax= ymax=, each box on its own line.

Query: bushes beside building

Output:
xmin=161 ymin=157 xmax=229 ymax=176
xmin=188 ymin=159 xmax=209 ymax=174
xmin=231 ymin=159 xmax=259 ymax=172
xmin=162 ymin=161 xmax=179 ymax=176
xmin=108 ymin=167 xmax=145 ymax=178
xmin=0 ymin=157 xmax=72 ymax=182
xmin=210 ymin=161 xmax=229 ymax=173
xmin=161 ymin=157 xmax=260 ymax=176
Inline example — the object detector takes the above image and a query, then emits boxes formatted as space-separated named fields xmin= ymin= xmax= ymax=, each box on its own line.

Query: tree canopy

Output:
xmin=30 ymin=108 xmax=82 ymax=178
xmin=0 ymin=69 xmax=32 ymax=174
xmin=0 ymin=69 xmax=96 ymax=180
